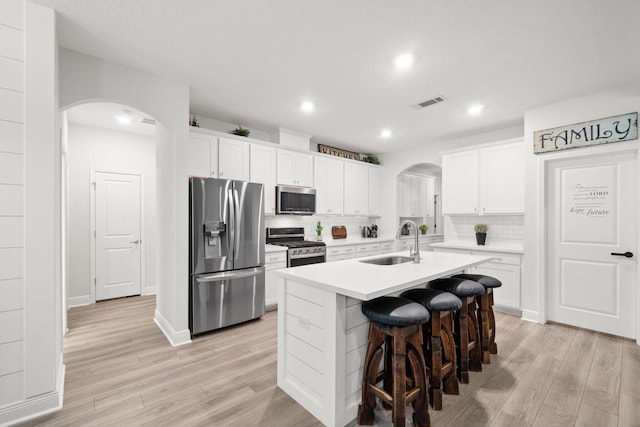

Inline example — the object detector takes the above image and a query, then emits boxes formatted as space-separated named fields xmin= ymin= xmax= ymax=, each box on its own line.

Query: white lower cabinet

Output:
xmin=432 ymin=247 xmax=522 ymax=313
xmin=265 ymin=250 xmax=287 ymax=310
xmin=355 ymin=242 xmax=381 ymax=258
xmin=326 ymin=245 xmax=356 ymax=262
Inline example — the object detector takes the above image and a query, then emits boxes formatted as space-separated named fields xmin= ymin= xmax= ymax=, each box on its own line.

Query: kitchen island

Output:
xmin=274 ymin=250 xmax=493 ymax=427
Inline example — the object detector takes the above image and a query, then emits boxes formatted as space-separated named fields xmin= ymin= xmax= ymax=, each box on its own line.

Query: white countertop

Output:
xmin=430 ymin=240 xmax=524 ymax=254
xmin=274 ymin=251 xmax=493 ymax=301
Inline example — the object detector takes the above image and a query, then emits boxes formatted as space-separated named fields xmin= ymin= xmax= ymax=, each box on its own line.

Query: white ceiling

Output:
xmin=66 ymin=102 xmax=156 ymax=136
xmin=33 ymin=0 xmax=640 ymax=154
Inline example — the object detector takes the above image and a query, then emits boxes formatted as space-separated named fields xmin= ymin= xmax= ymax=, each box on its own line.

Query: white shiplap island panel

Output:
xmin=275 ymin=251 xmax=493 ymax=427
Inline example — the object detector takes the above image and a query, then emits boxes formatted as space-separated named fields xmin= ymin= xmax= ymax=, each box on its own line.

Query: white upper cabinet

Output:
xmin=442 ymin=150 xmax=479 ymax=214
xmin=277 ymin=149 xmax=313 ymax=187
xmin=368 ymin=166 xmax=381 ymax=217
xmin=344 ymin=162 xmax=369 ymax=215
xmin=479 ymin=142 xmax=524 ymax=214
xmin=188 ymin=131 xmax=218 ymax=177
xmin=218 ymin=137 xmax=250 ymax=181
xmin=314 ymin=156 xmax=344 ymax=215
xmin=442 ymin=140 xmax=524 ymax=215
xmin=250 ymin=144 xmax=277 ymax=215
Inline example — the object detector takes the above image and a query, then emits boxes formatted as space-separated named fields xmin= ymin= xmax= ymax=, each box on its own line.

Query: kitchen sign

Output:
xmin=533 ymin=112 xmax=637 ymax=154
xmin=318 ymin=144 xmax=360 ymax=160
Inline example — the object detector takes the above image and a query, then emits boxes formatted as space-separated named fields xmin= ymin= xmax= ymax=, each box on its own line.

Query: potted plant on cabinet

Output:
xmin=474 ymin=223 xmax=487 ymax=245
xmin=419 ymin=224 xmax=429 ymax=235
xmin=316 ymin=220 xmax=324 ymax=241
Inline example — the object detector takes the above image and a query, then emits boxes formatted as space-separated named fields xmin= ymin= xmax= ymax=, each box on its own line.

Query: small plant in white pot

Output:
xmin=316 ymin=220 xmax=324 ymax=241
xmin=474 ymin=223 xmax=487 ymax=245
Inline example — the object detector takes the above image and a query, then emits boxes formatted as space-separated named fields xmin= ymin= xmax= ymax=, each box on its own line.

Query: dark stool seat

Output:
xmin=401 ymin=289 xmax=462 ymax=410
xmin=358 ymin=297 xmax=430 ymax=427
xmin=427 ymin=278 xmax=484 ymax=383
xmin=453 ymin=273 xmax=502 ymax=362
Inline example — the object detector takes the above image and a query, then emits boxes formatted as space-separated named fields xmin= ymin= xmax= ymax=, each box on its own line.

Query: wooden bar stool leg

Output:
xmin=391 ymin=330 xmax=408 ymax=427
xmin=456 ymin=301 xmax=469 ymax=383
xmin=440 ymin=313 xmax=459 ymax=395
xmin=467 ymin=297 xmax=482 ymax=372
xmin=407 ymin=331 xmax=430 ymax=427
xmin=477 ymin=292 xmax=492 ymax=364
xmin=358 ymin=324 xmax=385 ymax=425
xmin=489 ymin=291 xmax=498 ymax=354
xmin=429 ymin=315 xmax=443 ymax=410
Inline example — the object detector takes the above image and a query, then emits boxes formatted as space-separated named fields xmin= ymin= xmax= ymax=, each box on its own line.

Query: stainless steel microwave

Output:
xmin=276 ymin=185 xmax=316 ymax=215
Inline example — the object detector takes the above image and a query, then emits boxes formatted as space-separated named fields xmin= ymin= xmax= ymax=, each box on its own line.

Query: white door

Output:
xmin=547 ymin=151 xmax=637 ymax=338
xmin=95 ymin=171 xmax=142 ymax=301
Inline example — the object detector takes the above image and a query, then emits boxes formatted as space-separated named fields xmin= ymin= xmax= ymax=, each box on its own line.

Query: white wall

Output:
xmin=66 ymin=123 xmax=157 ymax=305
xmin=0 ymin=0 xmax=26 ymax=409
xmin=378 ymin=125 xmax=524 ymax=237
xmin=0 ymin=0 xmax=63 ymax=424
xmin=522 ymin=84 xmax=640 ymax=323
xmin=58 ymin=48 xmax=191 ymax=346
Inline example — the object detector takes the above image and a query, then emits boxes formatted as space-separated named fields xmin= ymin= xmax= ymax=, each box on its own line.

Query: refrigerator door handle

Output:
xmin=227 ymin=188 xmax=236 ymax=259
xmin=196 ymin=266 xmax=265 ymax=283
xmin=232 ymin=187 xmax=241 ymax=261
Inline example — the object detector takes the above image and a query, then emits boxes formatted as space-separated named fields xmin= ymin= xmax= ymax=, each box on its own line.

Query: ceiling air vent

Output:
xmin=141 ymin=117 xmax=156 ymax=125
xmin=413 ymin=96 xmax=446 ymax=109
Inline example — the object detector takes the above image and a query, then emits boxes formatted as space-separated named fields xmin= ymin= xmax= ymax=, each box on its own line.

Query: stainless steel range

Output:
xmin=266 ymin=227 xmax=326 ymax=267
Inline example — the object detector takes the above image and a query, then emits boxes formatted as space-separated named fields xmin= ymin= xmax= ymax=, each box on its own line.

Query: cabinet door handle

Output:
xmin=611 ymin=251 xmax=634 ymax=258
xmin=220 ymin=171 xmax=224 ymax=176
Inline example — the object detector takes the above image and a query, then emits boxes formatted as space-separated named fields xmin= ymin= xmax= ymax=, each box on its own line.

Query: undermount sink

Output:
xmin=359 ymin=256 xmax=415 ymax=265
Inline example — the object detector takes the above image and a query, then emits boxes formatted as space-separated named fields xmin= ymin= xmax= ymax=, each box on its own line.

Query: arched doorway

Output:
xmin=60 ymin=101 xmax=160 ymax=333
xmin=396 ymin=163 xmax=443 ymax=236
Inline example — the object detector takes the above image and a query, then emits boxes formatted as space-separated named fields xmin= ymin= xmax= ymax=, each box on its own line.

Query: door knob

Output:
xmin=130 ymin=240 xmax=140 ymax=244
xmin=611 ymin=251 xmax=633 ymax=258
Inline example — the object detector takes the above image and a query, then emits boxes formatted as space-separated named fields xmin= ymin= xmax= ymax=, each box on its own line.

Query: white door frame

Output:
xmin=90 ymin=168 xmax=146 ymax=304
xmin=539 ymin=143 xmax=640 ymax=343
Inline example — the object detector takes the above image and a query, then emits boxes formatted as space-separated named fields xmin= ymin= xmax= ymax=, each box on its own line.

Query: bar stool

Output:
xmin=358 ymin=296 xmax=431 ymax=427
xmin=400 ymin=288 xmax=462 ymax=410
xmin=426 ymin=278 xmax=484 ymax=384
xmin=453 ymin=273 xmax=502 ymax=363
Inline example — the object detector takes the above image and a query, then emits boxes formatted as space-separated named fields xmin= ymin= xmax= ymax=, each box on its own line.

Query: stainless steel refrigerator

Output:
xmin=189 ymin=177 xmax=265 ymax=335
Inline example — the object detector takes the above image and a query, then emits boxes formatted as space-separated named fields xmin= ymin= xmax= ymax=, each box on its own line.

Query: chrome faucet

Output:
xmin=396 ymin=220 xmax=420 ymax=263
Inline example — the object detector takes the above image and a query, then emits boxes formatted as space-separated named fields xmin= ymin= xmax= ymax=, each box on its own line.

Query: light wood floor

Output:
xmin=21 ymin=296 xmax=640 ymax=427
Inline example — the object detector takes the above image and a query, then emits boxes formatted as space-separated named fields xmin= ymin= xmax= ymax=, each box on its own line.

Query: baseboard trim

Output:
xmin=66 ymin=295 xmax=90 ymax=309
xmin=493 ymin=305 xmax=522 ymax=317
xmin=521 ymin=309 xmax=541 ymax=323
xmin=0 ymin=360 xmax=65 ymax=427
xmin=153 ymin=309 xmax=191 ymax=347
xmin=142 ymin=286 xmax=156 ymax=296
xmin=265 ymin=298 xmax=278 ymax=311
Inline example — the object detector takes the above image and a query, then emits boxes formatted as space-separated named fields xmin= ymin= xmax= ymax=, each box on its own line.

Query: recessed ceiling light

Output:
xmin=467 ymin=104 xmax=485 ymax=115
xmin=300 ymin=101 xmax=315 ymax=113
xmin=115 ymin=109 xmax=133 ymax=124
xmin=394 ymin=53 xmax=414 ymax=69
xmin=380 ymin=129 xmax=392 ymax=139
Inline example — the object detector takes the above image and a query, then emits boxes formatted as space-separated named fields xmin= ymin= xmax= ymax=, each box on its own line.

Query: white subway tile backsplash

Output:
xmin=444 ymin=215 xmax=523 ymax=242
xmin=0 ymin=87 xmax=23 ymax=123
xmin=0 ymin=217 xmax=22 ymax=248
xmin=0 ymin=310 xmax=22 ymax=343
xmin=0 ymin=120 xmax=23 ymax=153
xmin=0 ymin=0 xmax=24 ymax=30
xmin=0 ymin=152 xmax=22 ymax=184
xmin=0 ymin=370 xmax=23 ymax=405
xmin=0 ymin=184 xmax=23 ymax=215
xmin=0 ymin=56 xmax=23 ymax=92
xmin=265 ymin=215 xmax=380 ymax=240
xmin=0 ymin=248 xmax=23 ymax=280
xmin=0 ymin=279 xmax=23 ymax=311
xmin=0 ymin=25 xmax=23 ymax=61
